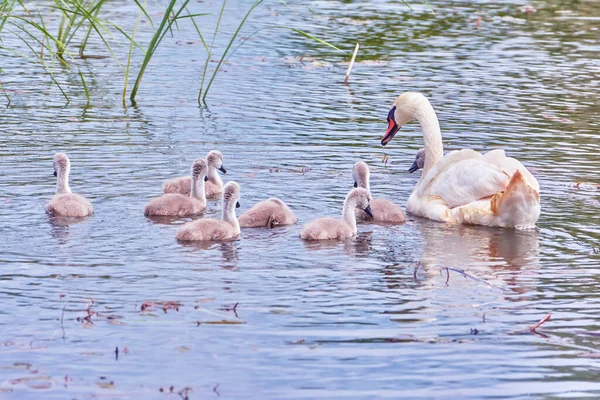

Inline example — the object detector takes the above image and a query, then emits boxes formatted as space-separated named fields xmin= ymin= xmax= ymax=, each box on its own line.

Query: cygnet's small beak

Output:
xmin=219 ymin=166 xmax=227 ymax=174
xmin=204 ymin=176 xmax=209 ymax=182
xmin=353 ymin=181 xmax=357 ymax=188
xmin=53 ymin=170 xmax=57 ymax=177
xmin=236 ymin=201 xmax=240 ymax=208
xmin=408 ymin=160 xmax=419 ymax=173
xmin=364 ymin=204 xmax=373 ymax=218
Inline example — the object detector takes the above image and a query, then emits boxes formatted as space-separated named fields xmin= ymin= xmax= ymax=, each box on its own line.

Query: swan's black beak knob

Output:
xmin=236 ymin=201 xmax=240 ymax=208
xmin=364 ymin=205 xmax=373 ymax=218
xmin=53 ymin=170 xmax=57 ymax=177
xmin=204 ymin=176 xmax=208 ymax=182
xmin=353 ymin=181 xmax=357 ymax=188
xmin=219 ymin=166 xmax=227 ymax=174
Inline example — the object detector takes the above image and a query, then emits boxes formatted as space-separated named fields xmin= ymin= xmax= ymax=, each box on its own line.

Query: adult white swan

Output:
xmin=381 ymin=92 xmax=540 ymax=229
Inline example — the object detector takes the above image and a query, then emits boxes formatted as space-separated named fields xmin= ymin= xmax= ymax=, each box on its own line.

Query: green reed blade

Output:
xmin=199 ymin=0 xmax=227 ymax=102
xmin=129 ymin=0 xmax=182 ymax=103
xmin=201 ymin=0 xmax=264 ymax=103
xmin=78 ymin=67 xmax=90 ymax=107
xmin=123 ymin=0 xmax=146 ymax=107
xmin=186 ymin=7 xmax=208 ymax=52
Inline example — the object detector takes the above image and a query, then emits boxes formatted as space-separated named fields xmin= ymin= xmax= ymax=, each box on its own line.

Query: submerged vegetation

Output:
xmin=0 ymin=0 xmax=347 ymax=106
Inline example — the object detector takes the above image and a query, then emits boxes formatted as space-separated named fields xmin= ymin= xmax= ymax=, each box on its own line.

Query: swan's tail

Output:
xmin=490 ymin=170 xmax=541 ymax=229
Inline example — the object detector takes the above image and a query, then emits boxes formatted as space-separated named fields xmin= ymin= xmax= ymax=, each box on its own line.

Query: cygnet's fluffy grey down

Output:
xmin=176 ymin=181 xmax=241 ymax=241
xmin=145 ymin=158 xmax=207 ymax=217
xmin=300 ymin=187 xmax=372 ymax=240
xmin=45 ymin=153 xmax=93 ymax=218
xmin=408 ymin=148 xmax=425 ymax=173
xmin=353 ymin=161 xmax=405 ymax=224
xmin=238 ymin=198 xmax=297 ymax=228
xmin=162 ymin=150 xmax=226 ymax=197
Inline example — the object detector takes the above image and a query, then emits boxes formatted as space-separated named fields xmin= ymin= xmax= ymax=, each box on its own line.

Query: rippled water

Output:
xmin=1 ymin=0 xmax=600 ymax=398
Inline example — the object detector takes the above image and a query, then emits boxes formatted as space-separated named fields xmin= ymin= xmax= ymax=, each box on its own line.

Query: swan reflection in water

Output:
xmin=413 ymin=220 xmax=540 ymax=296
xmin=301 ymin=231 xmax=374 ymax=258
xmin=179 ymin=240 xmax=240 ymax=270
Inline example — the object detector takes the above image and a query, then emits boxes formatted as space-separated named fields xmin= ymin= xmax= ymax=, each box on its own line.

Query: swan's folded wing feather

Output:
xmin=483 ymin=150 xmax=539 ymax=190
xmin=417 ymin=149 xmax=483 ymax=195
xmin=422 ymin=158 xmax=510 ymax=208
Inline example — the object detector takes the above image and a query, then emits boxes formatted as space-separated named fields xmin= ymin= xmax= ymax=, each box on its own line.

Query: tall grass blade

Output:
xmin=401 ymin=0 xmax=413 ymax=11
xmin=421 ymin=0 xmax=435 ymax=14
xmin=224 ymin=26 xmax=343 ymax=68
xmin=186 ymin=7 xmax=208 ymax=52
xmin=0 ymin=79 xmax=11 ymax=106
xmin=133 ymin=0 xmax=154 ymax=28
xmin=124 ymin=0 xmax=146 ymax=107
xmin=129 ymin=0 xmax=181 ymax=103
xmin=78 ymin=67 xmax=90 ymax=107
xmin=201 ymin=0 xmax=264 ymax=103
xmin=199 ymin=0 xmax=227 ymax=102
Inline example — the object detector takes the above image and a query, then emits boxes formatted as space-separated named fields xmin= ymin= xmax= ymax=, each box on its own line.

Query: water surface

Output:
xmin=1 ymin=0 xmax=600 ymax=398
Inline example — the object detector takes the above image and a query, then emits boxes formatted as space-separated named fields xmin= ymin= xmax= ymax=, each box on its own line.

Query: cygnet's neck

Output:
xmin=222 ymin=198 xmax=240 ymax=234
xmin=414 ymin=98 xmax=443 ymax=178
xmin=191 ymin=174 xmax=207 ymax=204
xmin=207 ymin=165 xmax=223 ymax=186
xmin=357 ymin=173 xmax=371 ymax=194
xmin=342 ymin=196 xmax=358 ymax=234
xmin=56 ymin=169 xmax=71 ymax=194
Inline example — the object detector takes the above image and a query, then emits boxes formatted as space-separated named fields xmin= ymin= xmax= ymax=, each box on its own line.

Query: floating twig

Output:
xmin=344 ymin=42 xmax=359 ymax=84
xmin=509 ymin=313 xmax=552 ymax=336
xmin=115 ymin=346 xmax=119 ymax=361
xmin=213 ymin=383 xmax=220 ymax=397
xmin=529 ymin=313 xmax=551 ymax=332
xmin=178 ymin=386 xmax=192 ymax=400
xmin=413 ymin=261 xmax=421 ymax=280
xmin=60 ymin=300 xmax=69 ymax=339
xmin=444 ymin=267 xmax=502 ymax=290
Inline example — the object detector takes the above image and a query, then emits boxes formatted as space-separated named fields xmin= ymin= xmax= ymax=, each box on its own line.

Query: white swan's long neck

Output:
xmin=223 ymin=199 xmax=240 ymax=234
xmin=56 ymin=169 xmax=71 ymax=194
xmin=208 ymin=166 xmax=223 ymax=186
xmin=191 ymin=174 xmax=206 ymax=203
xmin=342 ymin=197 xmax=358 ymax=234
xmin=415 ymin=99 xmax=443 ymax=178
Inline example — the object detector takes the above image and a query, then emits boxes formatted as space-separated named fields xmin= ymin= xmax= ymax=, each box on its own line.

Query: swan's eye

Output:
xmin=387 ymin=106 xmax=397 ymax=123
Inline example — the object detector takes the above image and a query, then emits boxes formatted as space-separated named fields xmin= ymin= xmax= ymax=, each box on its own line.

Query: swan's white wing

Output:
xmin=421 ymin=158 xmax=510 ymax=208
xmin=483 ymin=150 xmax=539 ymax=190
xmin=417 ymin=149 xmax=483 ymax=194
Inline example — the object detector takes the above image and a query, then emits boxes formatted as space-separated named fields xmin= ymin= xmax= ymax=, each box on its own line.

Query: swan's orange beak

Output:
xmin=381 ymin=106 xmax=398 ymax=147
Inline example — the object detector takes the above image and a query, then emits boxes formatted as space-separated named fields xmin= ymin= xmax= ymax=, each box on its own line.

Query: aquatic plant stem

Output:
xmin=78 ymin=67 xmax=90 ymax=108
xmin=199 ymin=0 xmax=228 ymax=103
xmin=123 ymin=0 xmax=146 ymax=108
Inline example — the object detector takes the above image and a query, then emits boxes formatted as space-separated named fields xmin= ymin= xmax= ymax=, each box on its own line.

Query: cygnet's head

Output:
xmin=352 ymin=161 xmax=370 ymax=189
xmin=223 ymin=181 xmax=241 ymax=209
xmin=348 ymin=187 xmax=373 ymax=217
xmin=381 ymin=92 xmax=429 ymax=146
xmin=206 ymin=150 xmax=226 ymax=173
xmin=53 ymin=153 xmax=70 ymax=177
xmin=192 ymin=158 xmax=208 ymax=182
xmin=409 ymin=148 xmax=426 ymax=173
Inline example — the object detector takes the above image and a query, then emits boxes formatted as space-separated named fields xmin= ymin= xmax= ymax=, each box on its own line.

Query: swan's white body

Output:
xmin=382 ymin=92 xmax=540 ymax=229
